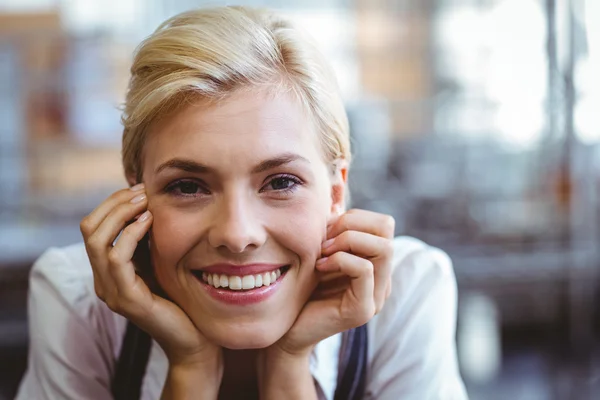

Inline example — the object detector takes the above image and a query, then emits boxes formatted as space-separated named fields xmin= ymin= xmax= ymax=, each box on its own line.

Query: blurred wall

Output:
xmin=1 ymin=0 xmax=599 ymax=399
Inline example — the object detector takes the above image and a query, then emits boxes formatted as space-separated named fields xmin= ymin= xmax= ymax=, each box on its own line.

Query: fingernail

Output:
xmin=322 ymin=238 xmax=334 ymax=248
xmin=316 ymin=257 xmax=328 ymax=265
xmin=130 ymin=183 xmax=145 ymax=191
xmin=138 ymin=210 xmax=151 ymax=222
xmin=130 ymin=194 xmax=147 ymax=204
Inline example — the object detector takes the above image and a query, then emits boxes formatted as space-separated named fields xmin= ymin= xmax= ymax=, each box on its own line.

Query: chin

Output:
xmin=203 ymin=320 xmax=290 ymax=350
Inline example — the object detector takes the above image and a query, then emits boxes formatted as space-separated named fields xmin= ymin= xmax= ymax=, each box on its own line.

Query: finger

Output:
xmin=81 ymin=187 xmax=143 ymax=296
xmin=316 ymin=252 xmax=375 ymax=325
xmin=327 ymin=209 xmax=395 ymax=240
xmin=84 ymin=196 xmax=148 ymax=299
xmin=322 ymin=231 xmax=393 ymax=313
xmin=86 ymin=192 xmax=148 ymax=256
xmin=321 ymin=230 xmax=390 ymax=258
xmin=80 ymin=185 xmax=145 ymax=239
xmin=108 ymin=210 xmax=153 ymax=295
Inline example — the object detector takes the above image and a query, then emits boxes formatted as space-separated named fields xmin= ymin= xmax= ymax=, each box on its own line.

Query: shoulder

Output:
xmin=16 ymin=244 xmax=129 ymax=399
xmin=391 ymin=235 xmax=453 ymax=274
xmin=31 ymin=242 xmax=94 ymax=294
xmin=365 ymin=236 xmax=466 ymax=398
xmin=29 ymin=242 xmax=126 ymax=357
xmin=372 ymin=236 xmax=457 ymax=339
xmin=30 ymin=243 xmax=99 ymax=323
xmin=375 ymin=235 xmax=457 ymax=334
xmin=390 ymin=235 xmax=455 ymax=291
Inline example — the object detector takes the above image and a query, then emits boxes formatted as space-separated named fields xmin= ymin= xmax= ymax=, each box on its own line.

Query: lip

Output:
xmin=198 ymin=263 xmax=285 ymax=276
xmin=194 ymin=267 xmax=289 ymax=306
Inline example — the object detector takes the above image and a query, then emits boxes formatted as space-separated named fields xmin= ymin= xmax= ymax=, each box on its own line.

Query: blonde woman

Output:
xmin=16 ymin=6 xmax=467 ymax=400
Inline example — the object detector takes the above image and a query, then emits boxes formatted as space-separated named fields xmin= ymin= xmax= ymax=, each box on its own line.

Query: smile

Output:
xmin=199 ymin=268 xmax=284 ymax=290
xmin=191 ymin=265 xmax=291 ymax=305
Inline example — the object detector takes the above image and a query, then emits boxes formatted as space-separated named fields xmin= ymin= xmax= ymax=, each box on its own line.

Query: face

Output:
xmin=140 ymin=90 xmax=345 ymax=349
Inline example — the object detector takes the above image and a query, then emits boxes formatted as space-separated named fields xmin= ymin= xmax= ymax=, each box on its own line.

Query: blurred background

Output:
xmin=0 ymin=0 xmax=598 ymax=398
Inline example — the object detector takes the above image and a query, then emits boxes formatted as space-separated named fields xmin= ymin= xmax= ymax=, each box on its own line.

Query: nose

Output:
xmin=207 ymin=192 xmax=267 ymax=253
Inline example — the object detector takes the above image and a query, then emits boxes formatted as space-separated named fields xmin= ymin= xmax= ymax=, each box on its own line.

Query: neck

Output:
xmin=218 ymin=349 xmax=259 ymax=400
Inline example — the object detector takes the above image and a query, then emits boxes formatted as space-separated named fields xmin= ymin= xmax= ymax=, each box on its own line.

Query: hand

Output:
xmin=272 ymin=208 xmax=395 ymax=356
xmin=79 ymin=185 xmax=222 ymax=370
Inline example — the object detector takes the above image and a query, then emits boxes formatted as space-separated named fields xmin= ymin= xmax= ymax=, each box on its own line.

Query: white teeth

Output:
xmin=219 ymin=275 xmax=229 ymax=288
xmin=229 ymin=276 xmax=242 ymax=290
xmin=263 ymin=272 xmax=271 ymax=286
xmin=242 ymin=275 xmax=255 ymax=290
xmin=200 ymin=267 xmax=284 ymax=290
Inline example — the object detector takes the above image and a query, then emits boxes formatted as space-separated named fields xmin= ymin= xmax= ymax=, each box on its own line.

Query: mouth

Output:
xmin=190 ymin=265 xmax=291 ymax=306
xmin=193 ymin=265 xmax=290 ymax=291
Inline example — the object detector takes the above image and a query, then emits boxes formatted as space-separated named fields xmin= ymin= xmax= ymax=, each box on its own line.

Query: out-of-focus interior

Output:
xmin=1 ymin=0 xmax=598 ymax=399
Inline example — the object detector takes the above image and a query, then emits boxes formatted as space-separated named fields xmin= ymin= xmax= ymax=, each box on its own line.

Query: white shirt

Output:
xmin=16 ymin=236 xmax=468 ymax=400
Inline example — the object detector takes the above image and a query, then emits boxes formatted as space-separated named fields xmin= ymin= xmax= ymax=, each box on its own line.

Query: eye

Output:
xmin=165 ymin=179 xmax=209 ymax=197
xmin=261 ymin=174 xmax=303 ymax=193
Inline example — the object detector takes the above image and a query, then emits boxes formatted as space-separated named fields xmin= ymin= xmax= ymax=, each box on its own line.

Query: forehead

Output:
xmin=143 ymin=91 xmax=323 ymax=169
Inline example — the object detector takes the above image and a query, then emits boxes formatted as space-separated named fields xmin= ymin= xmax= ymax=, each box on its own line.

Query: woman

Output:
xmin=16 ymin=6 xmax=467 ymax=399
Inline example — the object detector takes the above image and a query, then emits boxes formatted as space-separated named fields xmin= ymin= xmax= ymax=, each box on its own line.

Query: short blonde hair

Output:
xmin=121 ymin=6 xmax=350 ymax=182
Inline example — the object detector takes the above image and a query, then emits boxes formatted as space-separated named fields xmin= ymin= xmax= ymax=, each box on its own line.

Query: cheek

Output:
xmin=148 ymin=207 xmax=202 ymax=278
xmin=267 ymin=196 xmax=329 ymax=266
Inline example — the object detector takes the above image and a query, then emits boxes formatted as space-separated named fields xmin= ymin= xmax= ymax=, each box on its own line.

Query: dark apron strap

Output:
xmin=111 ymin=321 xmax=152 ymax=400
xmin=112 ymin=321 xmax=368 ymax=400
xmin=334 ymin=324 xmax=369 ymax=400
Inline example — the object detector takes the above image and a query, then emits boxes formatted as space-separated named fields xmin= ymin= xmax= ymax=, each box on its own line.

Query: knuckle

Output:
xmin=345 ymin=229 xmax=359 ymax=240
xmin=86 ymin=233 xmax=102 ymax=251
xmin=111 ymin=188 xmax=130 ymax=202
xmin=117 ymin=228 xmax=132 ymax=244
xmin=362 ymin=258 xmax=374 ymax=273
xmin=338 ymin=213 xmax=350 ymax=231
xmin=107 ymin=201 xmax=132 ymax=223
xmin=336 ymin=230 xmax=351 ymax=244
xmin=107 ymin=248 xmax=122 ymax=266
xmin=121 ymin=224 xmax=140 ymax=242
xmin=358 ymin=302 xmax=376 ymax=324
xmin=114 ymin=202 xmax=132 ymax=217
xmin=330 ymin=251 xmax=345 ymax=264
xmin=382 ymin=238 xmax=394 ymax=256
xmin=79 ymin=217 xmax=93 ymax=236
xmin=382 ymin=215 xmax=395 ymax=237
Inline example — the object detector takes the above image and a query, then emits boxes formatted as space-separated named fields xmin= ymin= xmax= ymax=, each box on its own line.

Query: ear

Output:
xmin=330 ymin=159 xmax=348 ymax=216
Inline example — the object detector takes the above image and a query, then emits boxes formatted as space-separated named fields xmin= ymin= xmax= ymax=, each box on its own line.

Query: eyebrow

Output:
xmin=154 ymin=153 xmax=310 ymax=175
xmin=251 ymin=153 xmax=310 ymax=174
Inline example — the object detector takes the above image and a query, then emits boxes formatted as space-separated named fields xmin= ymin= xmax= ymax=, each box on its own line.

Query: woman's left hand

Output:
xmin=273 ymin=208 xmax=395 ymax=356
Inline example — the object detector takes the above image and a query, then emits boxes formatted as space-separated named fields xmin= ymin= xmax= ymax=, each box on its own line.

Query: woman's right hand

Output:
xmin=79 ymin=184 xmax=222 ymax=373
